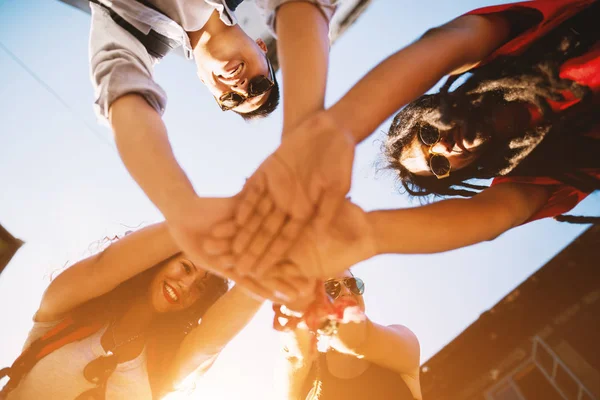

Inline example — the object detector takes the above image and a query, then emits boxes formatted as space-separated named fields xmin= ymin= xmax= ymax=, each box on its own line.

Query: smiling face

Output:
xmin=194 ymin=32 xmax=273 ymax=113
xmin=148 ymin=254 xmax=210 ymax=313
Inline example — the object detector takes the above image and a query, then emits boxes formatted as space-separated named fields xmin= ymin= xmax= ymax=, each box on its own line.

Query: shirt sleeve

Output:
xmin=465 ymin=0 xmax=597 ymax=69
xmin=88 ymin=3 xmax=167 ymax=124
xmin=491 ymin=175 xmax=594 ymax=223
xmin=254 ymin=0 xmax=339 ymax=37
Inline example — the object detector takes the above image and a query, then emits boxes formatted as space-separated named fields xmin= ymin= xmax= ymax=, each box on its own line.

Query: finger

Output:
xmin=313 ymin=187 xmax=345 ymax=232
xmin=202 ymin=237 xmax=232 ymax=256
xmin=252 ymin=219 xmax=304 ymax=277
xmin=235 ymin=173 xmax=266 ymax=226
xmin=275 ymin=263 xmax=317 ymax=298
xmin=214 ymin=253 xmax=236 ymax=270
xmin=232 ymin=196 xmax=274 ymax=255
xmin=210 ymin=220 xmax=238 ymax=239
xmin=238 ymin=208 xmax=287 ymax=275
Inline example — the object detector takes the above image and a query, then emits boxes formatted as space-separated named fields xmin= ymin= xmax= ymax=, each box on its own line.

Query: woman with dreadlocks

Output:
xmin=0 ymin=199 xmax=265 ymax=399
xmin=383 ymin=0 xmax=600 ymax=227
xmin=210 ymin=0 xmax=599 ymax=287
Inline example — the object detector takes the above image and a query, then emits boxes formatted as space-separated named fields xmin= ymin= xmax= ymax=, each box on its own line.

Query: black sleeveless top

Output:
xmin=300 ymin=353 xmax=416 ymax=400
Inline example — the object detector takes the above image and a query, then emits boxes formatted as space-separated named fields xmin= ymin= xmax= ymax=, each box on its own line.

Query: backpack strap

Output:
xmin=0 ymin=316 xmax=102 ymax=395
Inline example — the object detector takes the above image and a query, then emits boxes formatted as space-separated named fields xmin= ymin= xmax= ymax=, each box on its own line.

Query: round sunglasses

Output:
xmin=419 ymin=124 xmax=451 ymax=179
xmin=324 ymin=277 xmax=365 ymax=300
xmin=216 ymin=57 xmax=275 ymax=111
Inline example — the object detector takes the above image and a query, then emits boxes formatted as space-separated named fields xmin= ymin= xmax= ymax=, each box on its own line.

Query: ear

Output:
xmin=255 ymin=38 xmax=268 ymax=54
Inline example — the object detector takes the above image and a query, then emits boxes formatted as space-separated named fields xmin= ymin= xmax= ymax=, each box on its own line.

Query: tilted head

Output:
xmin=192 ymin=22 xmax=280 ymax=119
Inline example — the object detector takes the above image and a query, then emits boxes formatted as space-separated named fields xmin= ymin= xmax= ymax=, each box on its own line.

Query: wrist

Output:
xmin=366 ymin=210 xmax=388 ymax=256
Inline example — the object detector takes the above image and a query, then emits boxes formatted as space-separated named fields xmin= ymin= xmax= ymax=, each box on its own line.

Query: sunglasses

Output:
xmin=419 ymin=124 xmax=451 ymax=179
xmin=215 ymin=57 xmax=275 ymax=111
xmin=324 ymin=277 xmax=365 ymax=300
xmin=75 ymin=353 xmax=118 ymax=400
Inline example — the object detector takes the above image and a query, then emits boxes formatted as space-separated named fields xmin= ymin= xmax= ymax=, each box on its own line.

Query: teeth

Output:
xmin=164 ymin=283 xmax=179 ymax=302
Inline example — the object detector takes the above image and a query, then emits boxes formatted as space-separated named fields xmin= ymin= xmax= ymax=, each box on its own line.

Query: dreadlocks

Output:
xmin=385 ymin=2 xmax=600 ymax=221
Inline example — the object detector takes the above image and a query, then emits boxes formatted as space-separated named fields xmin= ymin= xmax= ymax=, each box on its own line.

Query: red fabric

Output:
xmin=467 ymin=0 xmax=599 ymax=222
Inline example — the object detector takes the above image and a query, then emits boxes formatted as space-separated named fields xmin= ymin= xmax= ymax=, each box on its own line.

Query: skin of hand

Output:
xmin=282 ymin=199 xmax=378 ymax=280
xmin=210 ymin=112 xmax=356 ymax=279
xmin=205 ymin=198 xmax=375 ymax=302
xmin=164 ymin=195 xmax=308 ymax=304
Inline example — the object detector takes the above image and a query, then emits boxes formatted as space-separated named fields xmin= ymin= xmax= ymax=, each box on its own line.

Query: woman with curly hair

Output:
xmin=223 ymin=0 xmax=599 ymax=285
xmin=0 ymin=199 xmax=264 ymax=399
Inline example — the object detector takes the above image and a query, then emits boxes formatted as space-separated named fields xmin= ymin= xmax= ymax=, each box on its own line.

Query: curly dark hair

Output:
xmin=385 ymin=2 xmax=600 ymax=222
xmin=235 ymin=73 xmax=281 ymax=121
xmin=1 ymin=251 xmax=229 ymax=399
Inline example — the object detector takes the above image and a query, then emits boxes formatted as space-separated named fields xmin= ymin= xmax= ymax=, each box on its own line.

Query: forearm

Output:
xmin=276 ymin=2 xmax=330 ymax=133
xmin=367 ymin=183 xmax=544 ymax=254
xmin=327 ymin=15 xmax=511 ymax=144
xmin=38 ymin=222 xmax=178 ymax=321
xmin=109 ymin=94 xmax=197 ymax=222
xmin=173 ymin=286 xmax=264 ymax=379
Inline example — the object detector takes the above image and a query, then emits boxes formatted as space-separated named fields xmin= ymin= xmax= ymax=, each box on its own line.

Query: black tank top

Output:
xmin=301 ymin=353 xmax=416 ymax=400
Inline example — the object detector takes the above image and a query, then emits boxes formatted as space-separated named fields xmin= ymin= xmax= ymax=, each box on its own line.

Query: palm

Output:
xmin=286 ymin=200 xmax=376 ymax=279
xmin=230 ymin=113 xmax=356 ymax=276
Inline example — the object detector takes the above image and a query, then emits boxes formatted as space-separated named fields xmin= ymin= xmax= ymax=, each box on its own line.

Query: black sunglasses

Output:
xmin=419 ymin=124 xmax=451 ymax=179
xmin=216 ymin=57 xmax=275 ymax=111
xmin=75 ymin=353 xmax=118 ymax=400
xmin=324 ymin=277 xmax=365 ymax=300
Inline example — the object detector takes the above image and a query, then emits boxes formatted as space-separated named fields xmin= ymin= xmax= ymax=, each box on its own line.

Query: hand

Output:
xmin=166 ymin=196 xmax=301 ymax=303
xmin=227 ymin=112 xmax=356 ymax=277
xmin=284 ymin=200 xmax=377 ymax=279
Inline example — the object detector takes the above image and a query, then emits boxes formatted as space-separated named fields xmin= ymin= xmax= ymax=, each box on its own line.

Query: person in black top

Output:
xmin=276 ymin=270 xmax=422 ymax=400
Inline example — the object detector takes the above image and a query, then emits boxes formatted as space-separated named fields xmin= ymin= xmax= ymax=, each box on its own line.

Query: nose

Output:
xmin=338 ymin=283 xmax=353 ymax=297
xmin=231 ymin=78 xmax=248 ymax=94
xmin=430 ymin=135 xmax=454 ymax=155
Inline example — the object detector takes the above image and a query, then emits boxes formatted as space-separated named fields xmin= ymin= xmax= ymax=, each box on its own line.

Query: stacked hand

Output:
xmin=198 ymin=112 xmax=377 ymax=306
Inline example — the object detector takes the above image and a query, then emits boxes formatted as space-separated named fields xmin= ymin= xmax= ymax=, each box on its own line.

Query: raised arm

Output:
xmin=36 ymin=197 xmax=240 ymax=322
xmin=281 ymin=182 xmax=549 ymax=280
xmin=274 ymin=328 xmax=317 ymax=399
xmin=328 ymin=13 xmax=513 ymax=143
xmin=275 ymin=1 xmax=332 ymax=132
xmin=168 ymin=285 xmax=264 ymax=386
xmin=109 ymin=95 xmax=198 ymax=224
xmin=35 ymin=222 xmax=177 ymax=322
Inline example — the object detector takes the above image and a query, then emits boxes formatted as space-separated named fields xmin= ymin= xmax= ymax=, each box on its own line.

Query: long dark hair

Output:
xmin=1 ymin=248 xmax=228 ymax=399
xmin=74 ymin=252 xmax=229 ymax=397
xmin=385 ymin=2 xmax=600 ymax=220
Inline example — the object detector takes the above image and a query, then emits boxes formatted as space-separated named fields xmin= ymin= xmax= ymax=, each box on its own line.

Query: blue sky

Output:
xmin=0 ymin=0 xmax=598 ymax=398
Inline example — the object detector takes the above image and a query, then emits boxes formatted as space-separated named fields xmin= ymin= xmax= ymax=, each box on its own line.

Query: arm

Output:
xmin=327 ymin=13 xmax=513 ymax=143
xmin=275 ymin=1 xmax=331 ymax=132
xmin=282 ymin=182 xmax=549 ymax=279
xmin=274 ymin=329 xmax=317 ymax=399
xmin=369 ymin=182 xmax=550 ymax=254
xmin=109 ymin=95 xmax=198 ymax=222
xmin=36 ymin=222 xmax=178 ymax=322
xmin=168 ymin=285 xmax=264 ymax=385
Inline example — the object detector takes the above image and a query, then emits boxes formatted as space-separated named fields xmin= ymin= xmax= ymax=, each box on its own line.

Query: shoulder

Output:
xmin=386 ymin=324 xmax=420 ymax=349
